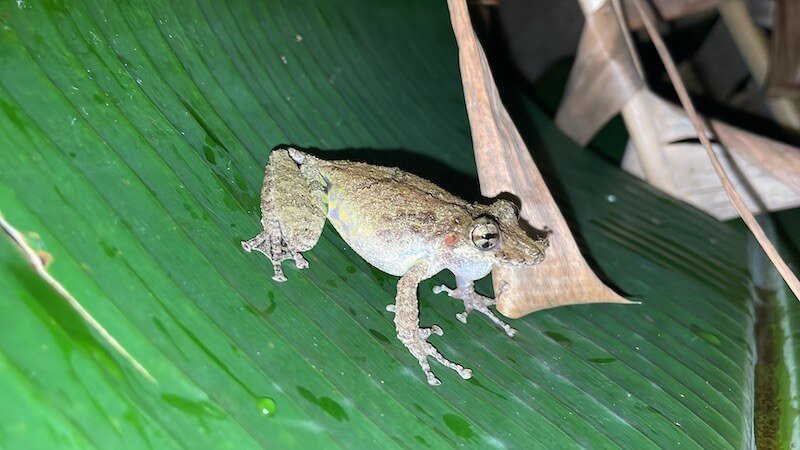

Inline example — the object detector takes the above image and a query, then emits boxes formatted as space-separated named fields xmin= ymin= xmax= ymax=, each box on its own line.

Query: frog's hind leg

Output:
xmin=392 ymin=263 xmax=473 ymax=385
xmin=433 ymin=277 xmax=517 ymax=337
xmin=242 ymin=148 xmax=327 ymax=282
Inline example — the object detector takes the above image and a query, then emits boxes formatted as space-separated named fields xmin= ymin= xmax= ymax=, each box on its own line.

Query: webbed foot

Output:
xmin=433 ymin=284 xmax=517 ymax=337
xmin=242 ymin=229 xmax=308 ymax=282
xmin=397 ymin=328 xmax=471 ymax=385
xmin=243 ymin=147 xmax=326 ymax=283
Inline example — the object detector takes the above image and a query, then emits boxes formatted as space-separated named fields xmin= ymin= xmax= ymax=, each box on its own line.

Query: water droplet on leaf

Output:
xmin=257 ymin=397 xmax=276 ymax=417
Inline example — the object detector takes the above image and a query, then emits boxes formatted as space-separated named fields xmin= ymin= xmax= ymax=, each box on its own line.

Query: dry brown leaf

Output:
xmin=628 ymin=0 xmax=800 ymax=300
xmin=765 ymin=0 xmax=800 ymax=97
xmin=556 ymin=1 xmax=644 ymax=146
xmin=446 ymin=0 xmax=632 ymax=318
xmin=624 ymin=0 xmax=721 ymax=29
xmin=622 ymin=91 xmax=800 ymax=220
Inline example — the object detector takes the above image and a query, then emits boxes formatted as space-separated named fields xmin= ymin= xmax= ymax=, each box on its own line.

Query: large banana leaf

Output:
xmin=0 ymin=0 xmax=758 ymax=447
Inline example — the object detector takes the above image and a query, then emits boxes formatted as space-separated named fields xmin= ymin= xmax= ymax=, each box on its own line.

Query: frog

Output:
xmin=242 ymin=147 xmax=549 ymax=385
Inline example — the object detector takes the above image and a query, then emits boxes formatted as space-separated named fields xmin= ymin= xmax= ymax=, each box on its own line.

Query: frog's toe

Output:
xmin=419 ymin=325 xmax=443 ymax=339
xmin=400 ymin=330 xmax=472 ymax=385
xmin=271 ymin=262 xmax=287 ymax=282
xmin=454 ymin=291 xmax=517 ymax=338
xmin=293 ymin=253 xmax=309 ymax=269
xmin=418 ymin=355 xmax=440 ymax=385
xmin=470 ymin=301 xmax=517 ymax=337
xmin=242 ymin=232 xmax=269 ymax=253
xmin=432 ymin=284 xmax=454 ymax=296
xmin=427 ymin=346 xmax=472 ymax=380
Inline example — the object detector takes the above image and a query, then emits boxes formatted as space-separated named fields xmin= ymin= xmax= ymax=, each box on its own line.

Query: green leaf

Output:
xmin=755 ymin=209 xmax=800 ymax=448
xmin=0 ymin=0 xmax=756 ymax=448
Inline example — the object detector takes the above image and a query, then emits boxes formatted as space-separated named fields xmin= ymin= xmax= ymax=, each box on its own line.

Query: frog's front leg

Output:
xmin=434 ymin=278 xmax=517 ymax=337
xmin=393 ymin=263 xmax=473 ymax=385
xmin=242 ymin=148 xmax=327 ymax=282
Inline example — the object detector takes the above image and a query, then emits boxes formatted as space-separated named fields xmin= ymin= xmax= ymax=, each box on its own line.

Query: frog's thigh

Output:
xmin=266 ymin=148 xmax=327 ymax=251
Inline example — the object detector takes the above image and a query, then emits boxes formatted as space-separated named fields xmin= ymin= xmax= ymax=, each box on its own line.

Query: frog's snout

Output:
xmin=499 ymin=235 xmax=548 ymax=267
xmin=534 ymin=237 xmax=549 ymax=259
xmin=532 ymin=237 xmax=549 ymax=264
xmin=526 ymin=246 xmax=546 ymax=266
xmin=529 ymin=248 xmax=546 ymax=265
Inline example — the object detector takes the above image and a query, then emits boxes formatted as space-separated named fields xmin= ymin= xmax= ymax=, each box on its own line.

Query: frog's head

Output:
xmin=467 ymin=200 xmax=548 ymax=267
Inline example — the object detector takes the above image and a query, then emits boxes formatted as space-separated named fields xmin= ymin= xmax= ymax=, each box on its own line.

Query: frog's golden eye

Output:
xmin=470 ymin=216 xmax=500 ymax=251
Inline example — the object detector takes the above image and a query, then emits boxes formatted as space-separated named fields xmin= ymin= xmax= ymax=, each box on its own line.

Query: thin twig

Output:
xmin=0 ymin=213 xmax=157 ymax=383
xmin=627 ymin=0 xmax=800 ymax=300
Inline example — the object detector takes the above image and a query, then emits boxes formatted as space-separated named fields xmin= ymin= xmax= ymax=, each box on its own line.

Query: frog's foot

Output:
xmin=241 ymin=229 xmax=308 ymax=282
xmin=433 ymin=284 xmax=517 ymax=337
xmin=398 ymin=328 xmax=472 ymax=385
xmin=293 ymin=253 xmax=309 ymax=269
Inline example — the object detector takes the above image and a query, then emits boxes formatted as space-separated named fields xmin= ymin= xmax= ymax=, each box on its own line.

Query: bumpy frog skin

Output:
xmin=242 ymin=148 xmax=549 ymax=385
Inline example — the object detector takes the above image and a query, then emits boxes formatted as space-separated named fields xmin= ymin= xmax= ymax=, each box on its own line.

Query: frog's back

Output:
xmin=310 ymin=157 xmax=471 ymax=275
xmin=319 ymin=159 xmax=465 ymax=206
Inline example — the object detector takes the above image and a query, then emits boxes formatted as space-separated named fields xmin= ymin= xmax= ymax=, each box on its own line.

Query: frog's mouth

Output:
xmin=496 ymin=250 xmax=544 ymax=267
xmin=495 ymin=237 xmax=548 ymax=267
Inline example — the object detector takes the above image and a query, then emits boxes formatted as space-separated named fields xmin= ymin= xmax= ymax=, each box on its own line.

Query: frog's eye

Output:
xmin=490 ymin=199 xmax=519 ymax=221
xmin=470 ymin=216 xmax=500 ymax=251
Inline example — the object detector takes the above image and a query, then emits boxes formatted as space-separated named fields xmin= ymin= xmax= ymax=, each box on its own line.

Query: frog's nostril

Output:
xmin=525 ymin=252 xmax=544 ymax=265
